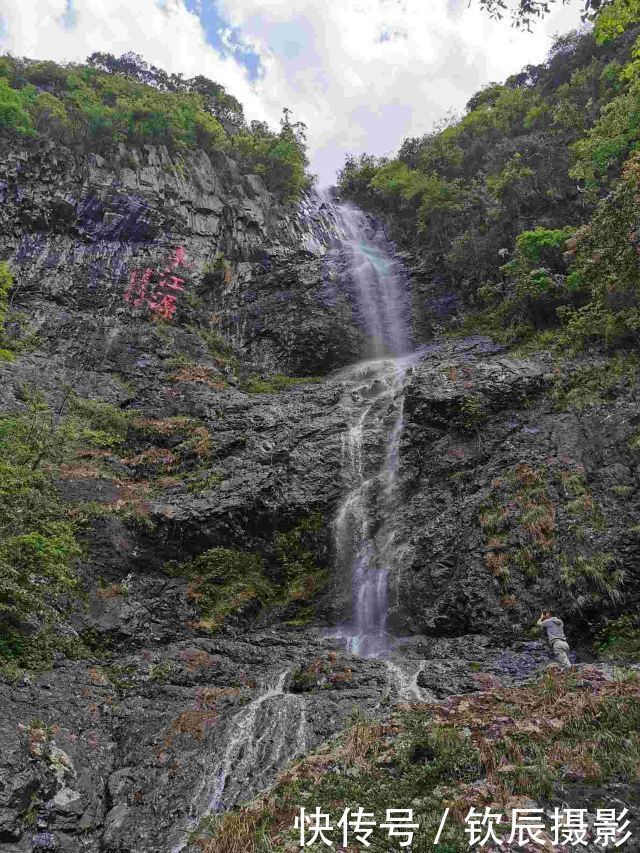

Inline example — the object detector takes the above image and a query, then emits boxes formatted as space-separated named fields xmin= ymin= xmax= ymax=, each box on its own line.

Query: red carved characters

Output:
xmin=124 ymin=245 xmax=188 ymax=320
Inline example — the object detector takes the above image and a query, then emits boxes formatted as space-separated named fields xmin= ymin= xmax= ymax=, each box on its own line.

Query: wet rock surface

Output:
xmin=1 ymin=141 xmax=640 ymax=852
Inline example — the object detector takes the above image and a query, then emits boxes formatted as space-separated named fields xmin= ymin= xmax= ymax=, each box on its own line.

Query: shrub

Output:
xmin=166 ymin=547 xmax=273 ymax=632
xmin=594 ymin=614 xmax=640 ymax=660
xmin=558 ymin=153 xmax=640 ymax=350
xmin=500 ymin=227 xmax=577 ymax=328
xmin=0 ymin=261 xmax=15 ymax=361
xmin=0 ymin=78 xmax=33 ymax=134
xmin=275 ymin=513 xmax=327 ymax=613
xmin=166 ymin=515 xmax=327 ymax=631
xmin=551 ymin=353 xmax=638 ymax=411
xmin=0 ymin=457 xmax=82 ymax=669
xmin=458 ymin=394 xmax=487 ymax=430
xmin=561 ymin=553 xmax=624 ymax=605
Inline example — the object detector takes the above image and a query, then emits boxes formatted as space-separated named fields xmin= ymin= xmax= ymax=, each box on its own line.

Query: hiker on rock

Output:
xmin=536 ymin=609 xmax=571 ymax=669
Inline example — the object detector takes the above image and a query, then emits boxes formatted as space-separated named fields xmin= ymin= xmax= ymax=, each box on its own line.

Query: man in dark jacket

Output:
xmin=536 ymin=609 xmax=571 ymax=668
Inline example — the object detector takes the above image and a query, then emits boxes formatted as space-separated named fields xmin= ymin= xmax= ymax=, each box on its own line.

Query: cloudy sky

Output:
xmin=0 ymin=0 xmax=585 ymax=184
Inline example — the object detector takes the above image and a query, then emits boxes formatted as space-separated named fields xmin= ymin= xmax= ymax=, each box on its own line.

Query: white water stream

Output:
xmin=327 ymin=199 xmax=419 ymax=659
xmin=170 ymin=670 xmax=306 ymax=852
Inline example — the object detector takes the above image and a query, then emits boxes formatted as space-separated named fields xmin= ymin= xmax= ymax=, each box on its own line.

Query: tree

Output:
xmin=476 ymin=0 xmax=609 ymax=27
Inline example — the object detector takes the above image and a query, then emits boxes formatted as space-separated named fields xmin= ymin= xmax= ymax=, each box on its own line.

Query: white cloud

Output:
xmin=0 ymin=0 xmax=586 ymax=184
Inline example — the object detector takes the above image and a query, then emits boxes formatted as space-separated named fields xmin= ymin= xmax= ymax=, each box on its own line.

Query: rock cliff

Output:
xmin=1 ymin=135 xmax=639 ymax=853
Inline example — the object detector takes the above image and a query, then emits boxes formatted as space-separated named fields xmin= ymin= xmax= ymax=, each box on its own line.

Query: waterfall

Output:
xmin=170 ymin=198 xmax=420 ymax=852
xmin=324 ymin=199 xmax=412 ymax=358
xmin=170 ymin=671 xmax=306 ymax=852
xmin=327 ymin=198 xmax=418 ymax=659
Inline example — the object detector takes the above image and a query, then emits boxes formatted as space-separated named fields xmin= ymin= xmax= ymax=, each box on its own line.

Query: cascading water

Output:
xmin=170 ymin=670 xmax=306 ymax=852
xmin=171 ymin=199 xmax=421 ymax=851
xmin=326 ymin=199 xmax=419 ymax=659
xmin=324 ymin=200 xmax=412 ymax=358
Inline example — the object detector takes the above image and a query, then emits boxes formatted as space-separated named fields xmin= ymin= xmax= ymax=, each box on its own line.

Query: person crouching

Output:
xmin=536 ymin=609 xmax=571 ymax=669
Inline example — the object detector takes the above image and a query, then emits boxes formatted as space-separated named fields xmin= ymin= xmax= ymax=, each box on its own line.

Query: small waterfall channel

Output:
xmin=170 ymin=671 xmax=307 ymax=852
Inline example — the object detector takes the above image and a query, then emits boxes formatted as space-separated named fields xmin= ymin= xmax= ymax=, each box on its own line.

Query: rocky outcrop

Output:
xmin=0 ymin=138 xmax=370 ymax=378
xmin=2 ymin=138 xmax=640 ymax=853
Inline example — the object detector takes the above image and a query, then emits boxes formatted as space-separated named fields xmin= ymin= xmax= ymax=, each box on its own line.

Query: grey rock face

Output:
xmin=2 ymin=140 xmax=639 ymax=852
xmin=0 ymin=139 xmax=370 ymax=378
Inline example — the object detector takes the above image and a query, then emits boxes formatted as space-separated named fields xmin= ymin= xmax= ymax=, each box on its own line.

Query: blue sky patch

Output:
xmin=59 ymin=0 xmax=77 ymax=31
xmin=183 ymin=0 xmax=262 ymax=81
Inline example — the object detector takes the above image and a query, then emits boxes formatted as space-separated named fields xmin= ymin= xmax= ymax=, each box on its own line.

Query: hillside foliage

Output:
xmin=337 ymin=2 xmax=640 ymax=349
xmin=0 ymin=51 xmax=310 ymax=201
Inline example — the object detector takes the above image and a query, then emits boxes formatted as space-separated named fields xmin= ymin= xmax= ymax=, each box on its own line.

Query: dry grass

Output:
xmin=195 ymin=686 xmax=240 ymax=709
xmin=75 ymin=447 xmax=113 ymax=460
xmin=518 ymin=497 xmax=556 ymax=549
xmin=125 ymin=448 xmax=179 ymax=470
xmin=170 ymin=365 xmax=227 ymax=390
xmin=179 ymin=648 xmax=218 ymax=671
xmin=190 ymin=426 xmax=212 ymax=459
xmin=193 ymin=669 xmax=640 ymax=852
xmin=341 ymin=721 xmax=383 ymax=768
xmin=165 ymin=709 xmax=217 ymax=746
xmin=132 ymin=416 xmax=195 ymax=435
xmin=97 ymin=583 xmax=128 ymax=599
xmin=108 ymin=480 xmax=152 ymax=517
xmin=58 ymin=462 xmax=102 ymax=480
xmin=197 ymin=811 xmax=261 ymax=853
xmin=485 ymin=551 xmax=509 ymax=578
xmin=514 ymin=463 xmax=543 ymax=488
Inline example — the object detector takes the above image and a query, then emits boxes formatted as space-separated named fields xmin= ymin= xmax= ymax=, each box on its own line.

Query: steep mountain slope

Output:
xmin=0 ymin=15 xmax=639 ymax=853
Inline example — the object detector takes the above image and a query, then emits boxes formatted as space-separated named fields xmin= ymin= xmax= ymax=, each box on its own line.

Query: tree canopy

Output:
xmin=477 ymin=0 xmax=612 ymax=27
xmin=0 ymin=52 xmax=311 ymax=202
xmin=337 ymin=7 xmax=640 ymax=350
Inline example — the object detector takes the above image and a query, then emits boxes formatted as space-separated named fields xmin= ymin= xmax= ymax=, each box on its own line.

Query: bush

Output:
xmin=594 ymin=614 xmax=640 ymax=660
xmin=551 ymin=353 xmax=638 ymax=410
xmin=0 ymin=78 xmax=33 ymax=134
xmin=558 ymin=153 xmax=640 ymax=350
xmin=0 ymin=261 xmax=15 ymax=361
xmin=501 ymin=227 xmax=578 ymax=328
xmin=166 ymin=515 xmax=327 ymax=631
xmin=0 ymin=455 xmax=82 ymax=669
xmin=166 ymin=547 xmax=273 ymax=632
xmin=229 ymin=109 xmax=310 ymax=201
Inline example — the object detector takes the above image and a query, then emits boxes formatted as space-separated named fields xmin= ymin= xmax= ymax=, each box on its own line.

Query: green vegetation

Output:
xmin=0 ymin=52 xmax=310 ymax=201
xmin=478 ymin=462 xmax=615 ymax=611
xmin=0 ymin=262 xmax=15 ymax=361
xmin=595 ymin=614 xmax=640 ymax=660
xmin=0 ymin=393 xmax=148 ymax=673
xmin=561 ymin=553 xmax=625 ymax=604
xmin=550 ymin=353 xmax=638 ymax=410
xmin=0 ymin=408 xmax=83 ymax=672
xmin=0 ymin=393 xmax=225 ymax=671
xmin=458 ymin=394 xmax=487 ymax=430
xmin=338 ymin=12 xmax=640 ymax=351
xmin=275 ymin=512 xmax=328 ymax=624
xmin=165 ymin=514 xmax=327 ymax=632
xmin=290 ymin=652 xmax=353 ymax=692
xmin=195 ymin=669 xmax=640 ymax=852
xmin=239 ymin=374 xmax=322 ymax=393
xmin=197 ymin=329 xmax=239 ymax=374
xmin=166 ymin=547 xmax=271 ymax=632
